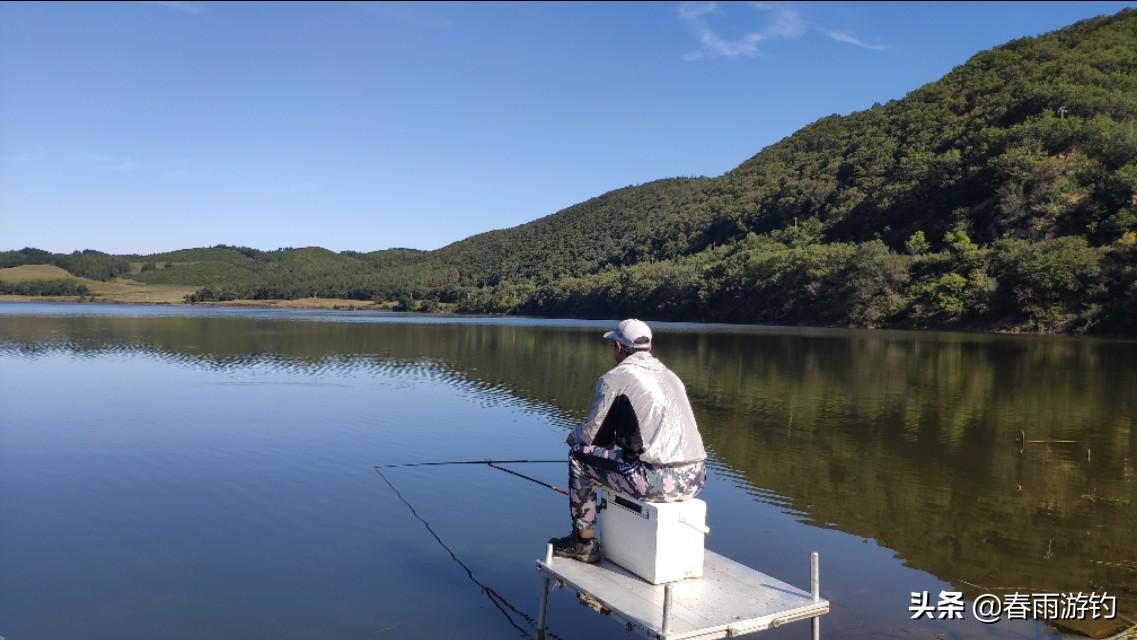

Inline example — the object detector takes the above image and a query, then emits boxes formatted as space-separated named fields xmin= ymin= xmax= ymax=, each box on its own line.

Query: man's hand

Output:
xmin=565 ymin=433 xmax=577 ymax=447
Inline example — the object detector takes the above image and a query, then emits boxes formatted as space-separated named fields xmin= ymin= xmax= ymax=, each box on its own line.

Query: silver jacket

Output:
xmin=572 ymin=351 xmax=707 ymax=465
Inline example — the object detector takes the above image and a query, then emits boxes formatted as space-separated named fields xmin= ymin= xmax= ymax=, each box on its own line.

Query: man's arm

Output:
xmin=571 ymin=376 xmax=617 ymax=446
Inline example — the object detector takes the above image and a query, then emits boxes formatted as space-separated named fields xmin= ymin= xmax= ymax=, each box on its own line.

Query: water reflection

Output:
xmin=1 ymin=306 xmax=1134 ymax=637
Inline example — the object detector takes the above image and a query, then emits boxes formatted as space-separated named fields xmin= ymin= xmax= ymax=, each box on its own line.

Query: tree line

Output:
xmin=0 ymin=279 xmax=91 ymax=297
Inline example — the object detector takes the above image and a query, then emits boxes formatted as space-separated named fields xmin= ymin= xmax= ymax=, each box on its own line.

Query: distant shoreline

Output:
xmin=0 ymin=295 xmax=402 ymax=311
xmin=6 ymin=295 xmax=1137 ymax=341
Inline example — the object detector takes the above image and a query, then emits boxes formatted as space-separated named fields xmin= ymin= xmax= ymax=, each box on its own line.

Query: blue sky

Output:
xmin=2 ymin=1 xmax=1133 ymax=255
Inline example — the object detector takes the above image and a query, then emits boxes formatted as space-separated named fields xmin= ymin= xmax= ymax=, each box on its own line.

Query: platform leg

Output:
xmin=811 ymin=552 xmax=820 ymax=640
xmin=662 ymin=583 xmax=673 ymax=636
xmin=537 ymin=576 xmax=550 ymax=640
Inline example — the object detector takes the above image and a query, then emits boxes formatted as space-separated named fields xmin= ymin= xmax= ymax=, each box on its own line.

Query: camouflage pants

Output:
xmin=569 ymin=445 xmax=706 ymax=532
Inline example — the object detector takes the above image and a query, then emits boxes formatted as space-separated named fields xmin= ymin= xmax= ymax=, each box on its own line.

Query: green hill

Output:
xmin=125 ymin=246 xmax=263 ymax=287
xmin=5 ymin=10 xmax=1136 ymax=334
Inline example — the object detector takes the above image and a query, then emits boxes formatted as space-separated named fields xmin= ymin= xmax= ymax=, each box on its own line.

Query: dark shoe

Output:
xmin=548 ymin=532 xmax=600 ymax=564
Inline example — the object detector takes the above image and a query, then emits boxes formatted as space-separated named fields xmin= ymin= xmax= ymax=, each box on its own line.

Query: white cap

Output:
xmin=603 ymin=319 xmax=652 ymax=350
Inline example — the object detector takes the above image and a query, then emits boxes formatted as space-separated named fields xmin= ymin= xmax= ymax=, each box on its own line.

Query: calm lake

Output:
xmin=1 ymin=303 xmax=1134 ymax=640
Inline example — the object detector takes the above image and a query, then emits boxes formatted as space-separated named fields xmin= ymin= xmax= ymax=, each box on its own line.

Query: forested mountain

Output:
xmin=5 ymin=10 xmax=1136 ymax=334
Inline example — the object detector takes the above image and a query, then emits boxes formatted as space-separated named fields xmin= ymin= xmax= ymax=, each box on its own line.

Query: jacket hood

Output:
xmin=618 ymin=351 xmax=664 ymax=372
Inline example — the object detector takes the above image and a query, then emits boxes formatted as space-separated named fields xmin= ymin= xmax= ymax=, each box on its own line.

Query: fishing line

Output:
xmin=372 ymin=464 xmax=568 ymax=640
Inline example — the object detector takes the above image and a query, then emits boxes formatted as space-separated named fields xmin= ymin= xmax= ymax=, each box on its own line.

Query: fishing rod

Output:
xmin=373 ymin=459 xmax=569 ymax=496
xmin=374 ymin=458 xmax=562 ymax=469
xmin=487 ymin=462 xmax=568 ymax=496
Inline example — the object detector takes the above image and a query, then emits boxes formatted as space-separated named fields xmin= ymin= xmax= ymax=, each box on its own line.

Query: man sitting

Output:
xmin=550 ymin=319 xmax=708 ymax=563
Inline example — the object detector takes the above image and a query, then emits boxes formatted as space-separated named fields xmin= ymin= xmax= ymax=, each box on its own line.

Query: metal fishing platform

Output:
xmin=535 ymin=545 xmax=829 ymax=639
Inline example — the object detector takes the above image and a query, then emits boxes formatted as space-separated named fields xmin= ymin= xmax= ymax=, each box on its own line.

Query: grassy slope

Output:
xmin=0 ymin=265 xmax=197 ymax=303
xmin=0 ymin=265 xmax=76 ymax=281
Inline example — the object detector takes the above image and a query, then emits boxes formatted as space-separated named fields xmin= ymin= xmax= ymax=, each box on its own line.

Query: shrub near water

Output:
xmin=991 ymin=237 xmax=1104 ymax=331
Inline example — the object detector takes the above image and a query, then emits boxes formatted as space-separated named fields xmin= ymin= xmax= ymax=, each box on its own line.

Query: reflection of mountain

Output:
xmin=3 ymin=314 xmax=1135 ymax=623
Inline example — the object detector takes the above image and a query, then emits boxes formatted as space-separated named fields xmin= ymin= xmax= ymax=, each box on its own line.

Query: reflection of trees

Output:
xmin=3 ymin=316 xmax=1134 ymax=619
xmin=666 ymin=330 xmax=1136 ymax=622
